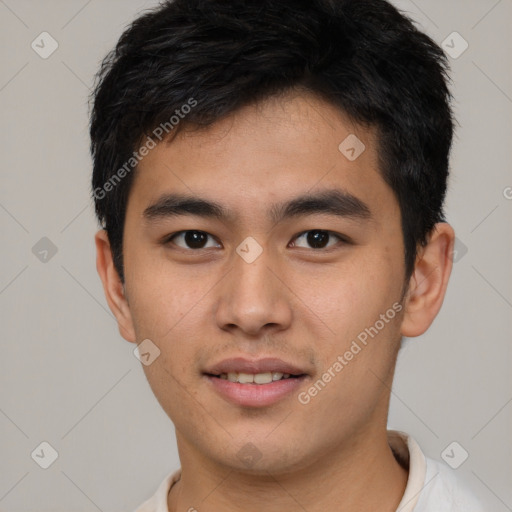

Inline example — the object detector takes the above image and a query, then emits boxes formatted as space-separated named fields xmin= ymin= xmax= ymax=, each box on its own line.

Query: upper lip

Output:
xmin=204 ymin=357 xmax=308 ymax=376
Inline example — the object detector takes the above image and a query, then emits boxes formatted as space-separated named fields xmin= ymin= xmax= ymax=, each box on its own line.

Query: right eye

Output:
xmin=164 ymin=230 xmax=222 ymax=250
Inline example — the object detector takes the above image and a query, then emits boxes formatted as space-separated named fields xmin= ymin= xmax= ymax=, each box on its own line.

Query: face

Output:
xmin=114 ymin=91 xmax=410 ymax=473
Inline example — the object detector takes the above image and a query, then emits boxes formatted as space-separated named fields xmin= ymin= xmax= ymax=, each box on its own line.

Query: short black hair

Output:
xmin=90 ymin=0 xmax=454 ymax=282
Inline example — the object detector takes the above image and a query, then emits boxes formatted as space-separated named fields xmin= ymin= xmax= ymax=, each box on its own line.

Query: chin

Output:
xmin=215 ymin=436 xmax=311 ymax=475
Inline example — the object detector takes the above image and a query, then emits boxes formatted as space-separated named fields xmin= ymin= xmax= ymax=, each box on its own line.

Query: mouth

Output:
xmin=203 ymin=357 xmax=309 ymax=407
xmin=206 ymin=371 xmax=304 ymax=384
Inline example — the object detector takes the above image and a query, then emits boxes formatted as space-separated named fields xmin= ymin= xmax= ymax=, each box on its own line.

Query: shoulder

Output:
xmin=388 ymin=431 xmax=486 ymax=512
xmin=414 ymin=456 xmax=486 ymax=512
xmin=133 ymin=469 xmax=181 ymax=512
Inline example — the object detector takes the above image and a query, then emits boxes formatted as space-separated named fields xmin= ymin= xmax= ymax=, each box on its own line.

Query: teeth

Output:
xmin=238 ymin=372 xmax=254 ymax=384
xmin=254 ymin=372 xmax=273 ymax=384
xmin=218 ymin=371 xmax=294 ymax=384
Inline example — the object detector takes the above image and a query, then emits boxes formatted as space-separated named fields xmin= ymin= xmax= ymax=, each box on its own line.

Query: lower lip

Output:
xmin=205 ymin=375 xmax=307 ymax=407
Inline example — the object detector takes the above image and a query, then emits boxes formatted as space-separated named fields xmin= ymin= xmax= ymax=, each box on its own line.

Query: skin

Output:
xmin=95 ymin=89 xmax=454 ymax=512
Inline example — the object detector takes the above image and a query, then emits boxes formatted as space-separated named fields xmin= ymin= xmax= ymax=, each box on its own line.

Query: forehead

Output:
xmin=128 ymin=90 xmax=397 ymax=223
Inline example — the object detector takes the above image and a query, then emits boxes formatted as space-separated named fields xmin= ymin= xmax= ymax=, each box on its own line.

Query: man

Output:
xmin=90 ymin=0 xmax=485 ymax=510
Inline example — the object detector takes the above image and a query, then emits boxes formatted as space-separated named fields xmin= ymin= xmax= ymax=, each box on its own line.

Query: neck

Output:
xmin=168 ymin=427 xmax=408 ymax=512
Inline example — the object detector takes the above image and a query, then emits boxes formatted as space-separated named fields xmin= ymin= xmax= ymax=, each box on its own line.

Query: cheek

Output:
xmin=125 ymin=246 xmax=211 ymax=339
xmin=293 ymin=255 xmax=400 ymax=340
xmin=126 ymin=266 xmax=216 ymax=402
xmin=293 ymin=254 xmax=404 ymax=409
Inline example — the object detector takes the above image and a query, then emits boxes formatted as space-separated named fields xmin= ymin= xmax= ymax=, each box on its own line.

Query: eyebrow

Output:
xmin=143 ymin=189 xmax=372 ymax=225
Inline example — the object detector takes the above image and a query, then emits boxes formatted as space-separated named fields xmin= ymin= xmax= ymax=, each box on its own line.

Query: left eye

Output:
xmin=166 ymin=230 xmax=221 ymax=250
xmin=290 ymin=230 xmax=346 ymax=250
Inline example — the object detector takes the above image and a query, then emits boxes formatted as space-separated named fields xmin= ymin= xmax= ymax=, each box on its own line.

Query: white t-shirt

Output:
xmin=134 ymin=430 xmax=485 ymax=512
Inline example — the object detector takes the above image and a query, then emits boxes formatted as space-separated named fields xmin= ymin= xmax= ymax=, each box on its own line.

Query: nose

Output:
xmin=214 ymin=246 xmax=293 ymax=336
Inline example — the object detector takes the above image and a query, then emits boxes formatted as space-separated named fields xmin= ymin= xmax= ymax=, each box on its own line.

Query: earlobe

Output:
xmin=95 ymin=230 xmax=137 ymax=343
xmin=400 ymin=223 xmax=455 ymax=338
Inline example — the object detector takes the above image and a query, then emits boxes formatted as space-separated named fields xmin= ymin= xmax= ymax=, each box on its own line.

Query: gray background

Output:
xmin=1 ymin=0 xmax=511 ymax=510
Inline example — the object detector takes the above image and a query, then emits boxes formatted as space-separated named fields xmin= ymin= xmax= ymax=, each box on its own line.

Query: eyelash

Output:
xmin=162 ymin=229 xmax=350 ymax=251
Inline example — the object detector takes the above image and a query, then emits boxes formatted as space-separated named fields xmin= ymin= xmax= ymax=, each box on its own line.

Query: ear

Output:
xmin=95 ymin=229 xmax=137 ymax=343
xmin=400 ymin=223 xmax=455 ymax=337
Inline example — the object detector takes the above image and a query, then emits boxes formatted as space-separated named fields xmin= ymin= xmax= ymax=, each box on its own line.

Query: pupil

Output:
xmin=185 ymin=231 xmax=207 ymax=249
xmin=307 ymin=230 xmax=328 ymax=249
